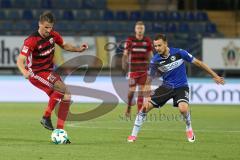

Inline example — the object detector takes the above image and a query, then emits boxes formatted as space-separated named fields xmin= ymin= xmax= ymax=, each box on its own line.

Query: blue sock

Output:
xmin=131 ymin=111 xmax=147 ymax=137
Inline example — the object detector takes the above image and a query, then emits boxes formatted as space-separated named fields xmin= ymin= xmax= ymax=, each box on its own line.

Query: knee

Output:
xmin=63 ymin=93 xmax=71 ymax=101
xmin=141 ymin=101 xmax=152 ymax=113
xmin=178 ymin=102 xmax=189 ymax=113
xmin=54 ymin=81 xmax=67 ymax=93
xmin=129 ymin=86 xmax=136 ymax=92
xmin=63 ymin=93 xmax=72 ymax=101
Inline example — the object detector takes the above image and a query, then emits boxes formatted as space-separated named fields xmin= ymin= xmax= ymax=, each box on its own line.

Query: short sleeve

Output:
xmin=52 ymin=31 xmax=64 ymax=46
xmin=179 ymin=49 xmax=195 ymax=63
xmin=20 ymin=38 xmax=34 ymax=57
xmin=124 ymin=37 xmax=132 ymax=51
xmin=148 ymin=59 xmax=158 ymax=78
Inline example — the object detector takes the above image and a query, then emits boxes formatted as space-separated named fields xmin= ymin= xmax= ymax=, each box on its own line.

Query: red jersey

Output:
xmin=125 ymin=36 xmax=152 ymax=73
xmin=20 ymin=30 xmax=63 ymax=74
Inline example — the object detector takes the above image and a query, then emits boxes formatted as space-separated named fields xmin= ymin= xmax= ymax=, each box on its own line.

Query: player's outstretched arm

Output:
xmin=61 ymin=42 xmax=88 ymax=53
xmin=17 ymin=54 xmax=30 ymax=79
xmin=192 ymin=58 xmax=225 ymax=85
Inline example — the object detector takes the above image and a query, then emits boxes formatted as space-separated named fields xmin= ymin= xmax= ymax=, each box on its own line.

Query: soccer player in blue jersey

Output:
xmin=127 ymin=34 xmax=225 ymax=143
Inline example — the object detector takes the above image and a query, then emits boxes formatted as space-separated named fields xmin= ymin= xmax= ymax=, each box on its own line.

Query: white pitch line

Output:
xmin=66 ymin=123 xmax=240 ymax=133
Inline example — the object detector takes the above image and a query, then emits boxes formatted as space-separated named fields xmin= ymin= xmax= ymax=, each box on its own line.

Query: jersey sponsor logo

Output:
xmin=132 ymin=48 xmax=147 ymax=52
xmin=158 ymin=59 xmax=183 ymax=72
xmin=22 ymin=46 xmax=29 ymax=53
xmin=39 ymin=47 xmax=55 ymax=56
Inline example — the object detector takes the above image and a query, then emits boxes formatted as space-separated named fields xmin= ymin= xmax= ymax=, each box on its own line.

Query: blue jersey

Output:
xmin=149 ymin=47 xmax=195 ymax=88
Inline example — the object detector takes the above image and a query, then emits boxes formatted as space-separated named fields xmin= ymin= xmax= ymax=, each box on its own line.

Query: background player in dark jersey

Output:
xmin=127 ymin=34 xmax=224 ymax=143
xmin=122 ymin=21 xmax=153 ymax=117
xmin=17 ymin=12 xmax=88 ymax=142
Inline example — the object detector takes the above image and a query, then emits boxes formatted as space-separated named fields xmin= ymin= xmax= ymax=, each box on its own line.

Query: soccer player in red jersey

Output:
xmin=122 ymin=21 xmax=153 ymax=117
xmin=17 ymin=12 xmax=88 ymax=140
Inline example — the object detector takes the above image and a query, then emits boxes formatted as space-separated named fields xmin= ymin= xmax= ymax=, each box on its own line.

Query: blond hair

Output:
xmin=135 ymin=21 xmax=145 ymax=26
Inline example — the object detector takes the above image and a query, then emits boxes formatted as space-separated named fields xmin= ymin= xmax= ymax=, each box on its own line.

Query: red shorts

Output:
xmin=29 ymin=71 xmax=62 ymax=96
xmin=128 ymin=72 xmax=147 ymax=86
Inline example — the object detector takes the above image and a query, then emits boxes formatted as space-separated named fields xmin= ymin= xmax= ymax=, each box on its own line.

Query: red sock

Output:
xmin=57 ymin=100 xmax=71 ymax=129
xmin=137 ymin=96 xmax=144 ymax=112
xmin=44 ymin=91 xmax=64 ymax=118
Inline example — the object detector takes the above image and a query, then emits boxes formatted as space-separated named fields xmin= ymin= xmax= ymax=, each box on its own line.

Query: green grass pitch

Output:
xmin=0 ymin=103 xmax=239 ymax=160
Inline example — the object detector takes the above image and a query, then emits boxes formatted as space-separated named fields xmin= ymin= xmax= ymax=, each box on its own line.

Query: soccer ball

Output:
xmin=51 ymin=129 xmax=69 ymax=144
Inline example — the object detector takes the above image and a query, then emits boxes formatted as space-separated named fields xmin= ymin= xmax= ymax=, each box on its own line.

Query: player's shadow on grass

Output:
xmin=69 ymin=139 xmax=126 ymax=146
xmin=141 ymin=136 xmax=180 ymax=142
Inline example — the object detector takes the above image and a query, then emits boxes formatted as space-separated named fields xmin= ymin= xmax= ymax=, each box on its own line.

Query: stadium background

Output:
xmin=0 ymin=0 xmax=239 ymax=104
